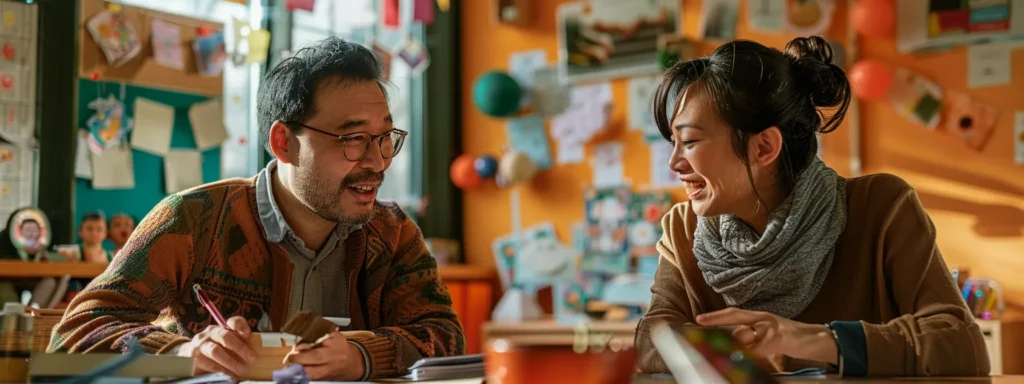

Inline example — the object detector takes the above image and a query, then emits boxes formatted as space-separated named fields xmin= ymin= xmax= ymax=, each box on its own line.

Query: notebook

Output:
xmin=400 ymin=354 xmax=485 ymax=382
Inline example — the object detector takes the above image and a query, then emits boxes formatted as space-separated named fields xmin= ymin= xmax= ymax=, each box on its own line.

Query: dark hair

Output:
xmin=257 ymin=37 xmax=390 ymax=153
xmin=19 ymin=219 xmax=38 ymax=229
xmin=653 ymin=36 xmax=850 ymax=196
xmin=82 ymin=212 xmax=105 ymax=223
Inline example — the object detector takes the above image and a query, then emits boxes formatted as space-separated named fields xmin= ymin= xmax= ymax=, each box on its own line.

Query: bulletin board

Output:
xmin=74 ymin=78 xmax=222 ymax=246
xmin=79 ymin=0 xmax=224 ymax=96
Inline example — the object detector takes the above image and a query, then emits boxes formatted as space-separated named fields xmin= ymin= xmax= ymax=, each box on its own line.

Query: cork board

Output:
xmin=78 ymin=0 xmax=223 ymax=96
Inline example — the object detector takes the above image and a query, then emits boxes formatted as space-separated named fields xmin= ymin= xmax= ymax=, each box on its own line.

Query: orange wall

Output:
xmin=460 ymin=0 xmax=1024 ymax=318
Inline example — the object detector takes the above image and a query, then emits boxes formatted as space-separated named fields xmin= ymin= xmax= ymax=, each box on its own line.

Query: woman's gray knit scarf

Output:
xmin=692 ymin=157 xmax=847 ymax=319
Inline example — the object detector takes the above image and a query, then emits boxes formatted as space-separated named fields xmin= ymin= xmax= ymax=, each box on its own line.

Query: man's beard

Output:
xmin=292 ymin=166 xmax=384 ymax=226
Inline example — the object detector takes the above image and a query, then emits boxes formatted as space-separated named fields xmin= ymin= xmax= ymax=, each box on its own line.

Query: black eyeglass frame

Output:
xmin=285 ymin=122 xmax=409 ymax=162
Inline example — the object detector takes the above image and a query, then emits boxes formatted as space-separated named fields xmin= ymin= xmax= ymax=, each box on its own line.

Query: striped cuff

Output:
xmin=827 ymin=321 xmax=868 ymax=376
xmin=348 ymin=340 xmax=371 ymax=381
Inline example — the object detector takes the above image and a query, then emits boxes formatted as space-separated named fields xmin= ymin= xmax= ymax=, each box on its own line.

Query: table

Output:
xmin=634 ymin=373 xmax=1024 ymax=383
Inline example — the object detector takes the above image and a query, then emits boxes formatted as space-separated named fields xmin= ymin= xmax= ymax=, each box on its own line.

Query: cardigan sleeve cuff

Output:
xmin=347 ymin=340 xmax=372 ymax=381
xmin=351 ymin=335 xmax=399 ymax=379
xmin=829 ymin=321 xmax=868 ymax=376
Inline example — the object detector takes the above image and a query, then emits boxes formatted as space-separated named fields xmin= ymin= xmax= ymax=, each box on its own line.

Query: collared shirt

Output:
xmin=256 ymin=161 xmax=357 ymax=320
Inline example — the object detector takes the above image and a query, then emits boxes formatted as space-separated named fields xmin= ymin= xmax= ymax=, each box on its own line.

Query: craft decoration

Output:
xmin=495 ymin=151 xmax=538 ymax=187
xmin=85 ymin=95 xmax=133 ymax=154
xmin=473 ymin=71 xmax=523 ymax=118
xmin=474 ymin=155 xmax=499 ymax=178
xmin=848 ymin=60 xmax=892 ymax=101
xmin=851 ymin=0 xmax=894 ymax=38
xmin=582 ymin=187 xmax=631 ymax=275
xmin=7 ymin=207 xmax=50 ymax=262
xmin=943 ymin=93 xmax=998 ymax=151
xmin=450 ymin=154 xmax=484 ymax=189
xmin=193 ymin=31 xmax=226 ymax=77
xmin=85 ymin=9 xmax=143 ymax=67
xmin=397 ymin=35 xmax=430 ymax=76
xmin=628 ymin=192 xmax=672 ymax=258
xmin=506 ymin=116 xmax=553 ymax=170
xmin=785 ymin=0 xmax=835 ymax=35
xmin=888 ymin=68 xmax=943 ymax=129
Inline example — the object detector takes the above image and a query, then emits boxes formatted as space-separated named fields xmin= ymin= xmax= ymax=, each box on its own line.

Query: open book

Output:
xmin=400 ymin=354 xmax=485 ymax=382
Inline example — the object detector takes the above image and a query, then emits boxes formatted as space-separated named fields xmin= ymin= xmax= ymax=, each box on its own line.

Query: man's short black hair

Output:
xmin=20 ymin=218 xmax=38 ymax=229
xmin=257 ymin=37 xmax=389 ymax=153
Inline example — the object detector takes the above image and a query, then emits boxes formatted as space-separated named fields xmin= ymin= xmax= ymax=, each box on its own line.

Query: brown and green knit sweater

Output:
xmin=48 ymin=177 xmax=466 ymax=378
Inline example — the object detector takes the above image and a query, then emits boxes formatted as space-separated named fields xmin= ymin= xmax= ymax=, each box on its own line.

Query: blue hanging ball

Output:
xmin=474 ymin=155 xmax=499 ymax=178
xmin=472 ymin=71 xmax=522 ymax=118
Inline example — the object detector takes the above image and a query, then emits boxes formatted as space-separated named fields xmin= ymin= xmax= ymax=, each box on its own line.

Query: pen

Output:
xmin=193 ymin=284 xmax=228 ymax=329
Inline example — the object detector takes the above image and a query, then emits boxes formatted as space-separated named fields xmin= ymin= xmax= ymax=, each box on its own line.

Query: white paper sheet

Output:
xmin=628 ymin=76 xmax=660 ymax=140
xmin=556 ymin=141 xmax=584 ymax=164
xmin=75 ymin=130 xmax=93 ymax=179
xmin=968 ymin=43 xmax=1012 ymax=89
xmin=130 ymin=97 xmax=174 ymax=156
xmin=91 ymin=145 xmax=134 ymax=190
xmin=189 ymin=99 xmax=229 ymax=150
xmin=550 ymin=82 xmax=613 ymax=145
xmin=1015 ymin=111 xmax=1024 ymax=166
xmin=747 ymin=0 xmax=786 ymax=32
xmin=650 ymin=141 xmax=681 ymax=188
xmin=164 ymin=149 xmax=203 ymax=194
xmin=591 ymin=142 xmax=624 ymax=188
xmin=509 ymin=49 xmax=547 ymax=107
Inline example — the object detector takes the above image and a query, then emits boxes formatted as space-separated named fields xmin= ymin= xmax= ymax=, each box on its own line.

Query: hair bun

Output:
xmin=784 ymin=36 xmax=850 ymax=115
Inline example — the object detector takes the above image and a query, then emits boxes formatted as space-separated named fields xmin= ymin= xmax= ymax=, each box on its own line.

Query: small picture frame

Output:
xmin=7 ymin=207 xmax=51 ymax=261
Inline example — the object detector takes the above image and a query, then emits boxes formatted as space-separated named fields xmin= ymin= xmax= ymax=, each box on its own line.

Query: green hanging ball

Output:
xmin=472 ymin=71 xmax=522 ymax=118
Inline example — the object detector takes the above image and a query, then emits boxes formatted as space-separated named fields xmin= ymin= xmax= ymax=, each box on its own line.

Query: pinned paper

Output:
xmin=85 ymin=10 xmax=142 ymax=67
xmin=151 ymin=19 xmax=184 ymax=70
xmin=627 ymin=76 xmax=659 ymax=140
xmin=75 ymin=130 xmax=93 ymax=180
xmin=943 ymin=93 xmax=998 ymax=151
xmin=414 ymin=0 xmax=435 ymax=25
xmin=509 ymin=49 xmax=547 ymax=107
xmin=556 ymin=141 xmax=584 ymax=165
xmin=748 ymin=0 xmax=786 ymax=32
xmin=164 ymin=150 xmax=203 ymax=194
xmin=968 ymin=43 xmax=1012 ymax=89
xmin=382 ymin=0 xmax=400 ymax=29
xmin=650 ymin=141 xmax=681 ymax=188
xmin=130 ymin=98 xmax=174 ymax=156
xmin=286 ymin=0 xmax=316 ymax=11
xmin=190 ymin=100 xmax=228 ymax=150
xmin=1015 ymin=111 xmax=1024 ymax=166
xmin=85 ymin=96 xmax=133 ymax=154
xmin=699 ymin=0 xmax=740 ymax=41
xmin=582 ymin=187 xmax=631 ymax=274
xmin=785 ymin=0 xmax=835 ymax=36
xmin=246 ymin=28 xmax=271 ymax=64
xmin=91 ymin=145 xmax=135 ymax=190
xmin=550 ymin=82 xmax=612 ymax=145
xmin=506 ymin=116 xmax=553 ymax=170
xmin=193 ymin=31 xmax=226 ymax=77
xmin=529 ymin=67 xmax=570 ymax=117
xmin=592 ymin=141 xmax=624 ymax=188
xmin=889 ymin=68 xmax=943 ymax=129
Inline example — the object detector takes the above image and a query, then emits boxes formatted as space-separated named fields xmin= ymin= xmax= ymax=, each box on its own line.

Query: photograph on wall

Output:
xmin=897 ymin=0 xmax=1024 ymax=53
xmin=557 ymin=0 xmax=681 ymax=84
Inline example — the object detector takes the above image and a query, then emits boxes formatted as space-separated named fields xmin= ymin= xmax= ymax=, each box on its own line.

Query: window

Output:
xmin=290 ymin=1 xmax=424 ymax=206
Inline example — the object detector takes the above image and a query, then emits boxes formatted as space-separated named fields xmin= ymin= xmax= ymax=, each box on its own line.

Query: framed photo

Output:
xmin=7 ymin=207 xmax=50 ymax=261
xmin=557 ymin=0 xmax=681 ymax=84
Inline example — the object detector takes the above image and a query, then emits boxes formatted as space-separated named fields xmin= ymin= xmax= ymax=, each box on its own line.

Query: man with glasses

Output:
xmin=50 ymin=37 xmax=464 ymax=381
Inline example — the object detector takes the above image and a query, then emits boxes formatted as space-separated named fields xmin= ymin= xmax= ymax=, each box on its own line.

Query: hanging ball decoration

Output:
xmin=450 ymin=154 xmax=483 ymax=189
xmin=848 ymin=59 xmax=893 ymax=101
xmin=496 ymin=151 xmax=537 ymax=187
xmin=473 ymin=155 xmax=499 ymax=178
xmin=472 ymin=71 xmax=522 ymax=118
xmin=851 ymin=0 xmax=895 ymax=38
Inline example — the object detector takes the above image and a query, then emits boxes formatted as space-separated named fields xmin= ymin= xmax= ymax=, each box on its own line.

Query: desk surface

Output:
xmin=635 ymin=373 xmax=1024 ymax=383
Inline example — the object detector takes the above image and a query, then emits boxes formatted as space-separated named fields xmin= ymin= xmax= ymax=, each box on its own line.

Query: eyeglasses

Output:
xmin=287 ymin=122 xmax=408 ymax=162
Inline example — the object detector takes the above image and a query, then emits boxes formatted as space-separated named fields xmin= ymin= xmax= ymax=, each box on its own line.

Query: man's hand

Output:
xmin=176 ymin=316 xmax=257 ymax=378
xmin=696 ymin=307 xmax=838 ymax=365
xmin=285 ymin=332 xmax=366 ymax=380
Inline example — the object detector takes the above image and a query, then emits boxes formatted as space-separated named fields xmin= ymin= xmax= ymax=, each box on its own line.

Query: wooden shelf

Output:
xmin=0 ymin=261 xmax=108 ymax=278
xmin=0 ymin=261 xmax=497 ymax=281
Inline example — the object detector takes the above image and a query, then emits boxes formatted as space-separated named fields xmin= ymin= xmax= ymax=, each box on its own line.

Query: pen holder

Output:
xmin=963 ymin=277 xmax=1004 ymax=320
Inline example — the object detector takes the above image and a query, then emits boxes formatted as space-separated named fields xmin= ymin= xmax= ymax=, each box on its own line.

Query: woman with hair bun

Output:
xmin=635 ymin=36 xmax=989 ymax=377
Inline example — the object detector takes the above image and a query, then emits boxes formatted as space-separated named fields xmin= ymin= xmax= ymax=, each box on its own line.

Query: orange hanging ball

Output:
xmin=848 ymin=59 xmax=893 ymax=101
xmin=852 ymin=0 xmax=894 ymax=38
xmin=451 ymin=155 xmax=483 ymax=189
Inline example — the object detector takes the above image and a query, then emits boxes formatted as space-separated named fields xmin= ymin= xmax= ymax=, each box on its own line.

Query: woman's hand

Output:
xmin=695 ymin=307 xmax=838 ymax=365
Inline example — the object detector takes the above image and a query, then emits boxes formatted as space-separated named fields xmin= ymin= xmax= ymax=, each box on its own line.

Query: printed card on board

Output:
xmin=151 ymin=19 xmax=184 ymax=70
xmin=582 ymin=187 xmax=631 ymax=274
xmin=193 ymin=31 xmax=226 ymax=77
xmin=86 ymin=10 xmax=142 ymax=67
xmin=628 ymin=192 xmax=672 ymax=258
